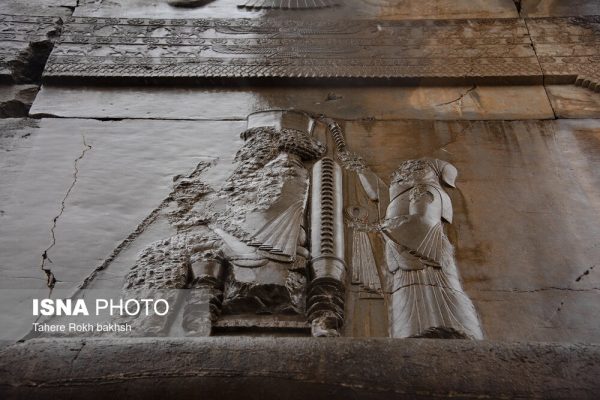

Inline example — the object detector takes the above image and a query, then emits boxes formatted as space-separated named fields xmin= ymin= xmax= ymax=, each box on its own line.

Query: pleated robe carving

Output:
xmin=382 ymin=159 xmax=483 ymax=339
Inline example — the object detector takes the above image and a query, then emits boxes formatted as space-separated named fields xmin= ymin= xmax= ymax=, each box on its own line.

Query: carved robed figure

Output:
xmin=99 ymin=111 xmax=481 ymax=341
xmin=381 ymin=158 xmax=483 ymax=339
xmin=119 ymin=111 xmax=345 ymax=337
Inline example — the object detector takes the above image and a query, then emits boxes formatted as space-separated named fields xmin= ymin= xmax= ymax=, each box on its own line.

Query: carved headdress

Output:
xmin=238 ymin=110 xmax=325 ymax=162
xmin=390 ymin=158 xmax=457 ymax=223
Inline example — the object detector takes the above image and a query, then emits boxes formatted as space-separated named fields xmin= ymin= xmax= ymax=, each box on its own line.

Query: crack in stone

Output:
xmin=40 ymin=135 xmax=92 ymax=290
xmin=435 ymin=85 xmax=476 ymax=107
xmin=575 ymin=266 xmax=596 ymax=282
xmin=70 ymin=341 xmax=86 ymax=369
xmin=78 ymin=159 xmax=216 ymax=290
xmin=523 ymin=18 xmax=558 ymax=119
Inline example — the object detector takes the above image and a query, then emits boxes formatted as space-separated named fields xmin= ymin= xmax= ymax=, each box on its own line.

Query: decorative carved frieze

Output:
xmin=43 ymin=16 xmax=542 ymax=83
xmin=528 ymin=16 xmax=600 ymax=91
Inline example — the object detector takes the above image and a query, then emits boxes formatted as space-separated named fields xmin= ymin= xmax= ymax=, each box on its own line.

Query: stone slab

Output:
xmin=0 ymin=14 xmax=62 ymax=83
xmin=30 ymin=84 xmax=556 ymax=120
xmin=545 ymin=84 xmax=600 ymax=118
xmin=0 ymin=338 xmax=598 ymax=399
xmin=74 ymin=0 xmax=518 ymax=20
xmin=521 ymin=0 xmax=600 ymax=17
xmin=43 ymin=16 xmax=542 ymax=84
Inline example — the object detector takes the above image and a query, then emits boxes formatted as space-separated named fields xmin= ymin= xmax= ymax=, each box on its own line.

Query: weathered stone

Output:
xmin=521 ymin=0 xmax=600 ymax=17
xmin=361 ymin=0 xmax=519 ymax=20
xmin=30 ymin=85 xmax=556 ymax=120
xmin=0 ymin=85 xmax=38 ymax=117
xmin=527 ymin=16 xmax=600 ymax=88
xmin=43 ymin=17 xmax=541 ymax=84
xmin=3 ymin=118 xmax=600 ymax=342
xmin=0 ymin=118 xmax=244 ymax=338
xmin=0 ymin=14 xmax=62 ymax=83
xmin=0 ymin=338 xmax=598 ymax=399
xmin=0 ymin=0 xmax=76 ymax=17
xmin=545 ymin=84 xmax=600 ymax=118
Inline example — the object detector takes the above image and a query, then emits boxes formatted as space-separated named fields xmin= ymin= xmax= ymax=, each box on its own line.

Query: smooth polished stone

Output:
xmin=520 ymin=0 xmax=600 ymax=17
xmin=30 ymin=85 xmax=555 ymax=121
xmin=545 ymin=85 xmax=600 ymax=119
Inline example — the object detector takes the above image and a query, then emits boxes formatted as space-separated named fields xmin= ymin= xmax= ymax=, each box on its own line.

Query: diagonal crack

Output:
xmin=435 ymin=85 xmax=476 ymax=107
xmin=40 ymin=135 xmax=92 ymax=290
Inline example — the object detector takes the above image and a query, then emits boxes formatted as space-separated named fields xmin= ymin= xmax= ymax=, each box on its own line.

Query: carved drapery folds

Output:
xmin=381 ymin=158 xmax=483 ymax=339
xmin=118 ymin=110 xmax=348 ymax=337
xmin=116 ymin=112 xmax=481 ymax=340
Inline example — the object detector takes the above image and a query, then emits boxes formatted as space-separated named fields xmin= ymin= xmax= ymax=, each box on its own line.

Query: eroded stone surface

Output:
xmin=43 ymin=17 xmax=541 ymax=84
xmin=521 ymin=0 xmax=600 ymax=17
xmin=528 ymin=16 xmax=600 ymax=87
xmin=0 ymin=85 xmax=38 ymax=117
xmin=545 ymin=84 xmax=600 ymax=118
xmin=0 ymin=338 xmax=598 ymax=399
xmin=0 ymin=14 xmax=63 ymax=83
xmin=3 ymin=118 xmax=600 ymax=342
xmin=30 ymin=85 xmax=555 ymax=120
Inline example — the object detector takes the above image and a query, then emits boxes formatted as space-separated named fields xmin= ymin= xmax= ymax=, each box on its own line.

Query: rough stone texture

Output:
xmin=0 ymin=14 xmax=63 ymax=83
xmin=545 ymin=84 xmax=600 ymax=118
xmin=0 ymin=85 xmax=38 ymax=117
xmin=521 ymin=0 xmax=600 ymax=17
xmin=30 ymin=85 xmax=556 ymax=120
xmin=0 ymin=118 xmax=244 ymax=339
xmin=43 ymin=17 xmax=541 ymax=84
xmin=0 ymin=338 xmax=598 ymax=399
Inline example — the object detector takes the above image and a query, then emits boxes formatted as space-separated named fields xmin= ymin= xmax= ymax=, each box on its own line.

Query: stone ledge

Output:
xmin=0 ymin=338 xmax=598 ymax=399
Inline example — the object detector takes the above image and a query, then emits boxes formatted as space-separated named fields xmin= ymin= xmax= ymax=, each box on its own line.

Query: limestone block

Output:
xmin=31 ymin=85 xmax=555 ymax=121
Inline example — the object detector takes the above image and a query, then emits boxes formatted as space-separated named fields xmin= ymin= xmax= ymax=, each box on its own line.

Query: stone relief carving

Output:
xmin=380 ymin=158 xmax=483 ymax=339
xmin=43 ymin=17 xmax=543 ymax=83
xmin=114 ymin=110 xmax=346 ymax=337
xmin=91 ymin=111 xmax=482 ymax=340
